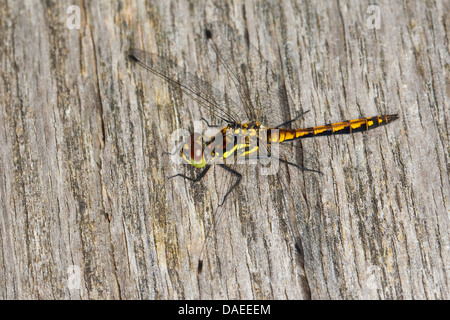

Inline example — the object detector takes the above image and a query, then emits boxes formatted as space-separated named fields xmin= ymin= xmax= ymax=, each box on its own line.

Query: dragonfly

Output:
xmin=129 ymin=22 xmax=398 ymax=271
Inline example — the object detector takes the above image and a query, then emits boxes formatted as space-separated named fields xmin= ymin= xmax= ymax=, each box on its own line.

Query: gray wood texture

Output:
xmin=0 ymin=0 xmax=448 ymax=299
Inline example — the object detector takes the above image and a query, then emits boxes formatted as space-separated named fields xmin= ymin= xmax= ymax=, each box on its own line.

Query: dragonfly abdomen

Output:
xmin=270 ymin=114 xmax=398 ymax=143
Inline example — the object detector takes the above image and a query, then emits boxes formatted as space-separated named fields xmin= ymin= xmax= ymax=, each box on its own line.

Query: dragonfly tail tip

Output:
xmin=388 ymin=114 xmax=399 ymax=122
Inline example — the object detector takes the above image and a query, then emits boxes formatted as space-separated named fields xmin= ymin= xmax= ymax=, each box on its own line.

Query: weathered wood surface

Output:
xmin=0 ymin=0 xmax=448 ymax=299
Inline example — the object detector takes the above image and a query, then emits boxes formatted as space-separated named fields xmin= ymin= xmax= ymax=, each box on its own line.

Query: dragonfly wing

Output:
xmin=203 ymin=22 xmax=297 ymax=127
xmin=129 ymin=48 xmax=243 ymax=124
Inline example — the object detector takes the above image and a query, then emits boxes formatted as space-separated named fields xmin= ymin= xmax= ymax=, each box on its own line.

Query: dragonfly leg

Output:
xmin=218 ymin=164 xmax=242 ymax=205
xmin=162 ymin=149 xmax=179 ymax=157
xmin=277 ymin=158 xmax=324 ymax=175
xmin=275 ymin=110 xmax=311 ymax=128
xmin=167 ymin=165 xmax=211 ymax=182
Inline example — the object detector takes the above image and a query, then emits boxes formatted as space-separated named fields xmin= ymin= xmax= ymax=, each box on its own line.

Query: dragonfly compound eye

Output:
xmin=180 ymin=133 xmax=206 ymax=167
xmin=191 ymin=142 xmax=203 ymax=162
xmin=190 ymin=133 xmax=204 ymax=162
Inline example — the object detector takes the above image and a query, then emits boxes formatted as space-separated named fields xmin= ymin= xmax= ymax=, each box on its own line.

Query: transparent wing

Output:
xmin=203 ymin=22 xmax=297 ymax=127
xmin=129 ymin=48 xmax=244 ymax=124
xmin=202 ymin=22 xmax=312 ymax=177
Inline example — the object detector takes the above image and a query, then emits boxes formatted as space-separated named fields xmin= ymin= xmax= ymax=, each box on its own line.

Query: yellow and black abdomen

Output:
xmin=269 ymin=114 xmax=398 ymax=143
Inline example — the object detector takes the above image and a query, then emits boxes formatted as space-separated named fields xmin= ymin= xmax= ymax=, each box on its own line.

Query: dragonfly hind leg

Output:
xmin=218 ymin=164 xmax=242 ymax=205
xmin=277 ymin=158 xmax=324 ymax=175
xmin=275 ymin=110 xmax=310 ymax=128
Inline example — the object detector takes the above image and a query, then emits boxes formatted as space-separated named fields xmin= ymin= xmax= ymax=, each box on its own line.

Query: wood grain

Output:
xmin=0 ymin=0 xmax=448 ymax=299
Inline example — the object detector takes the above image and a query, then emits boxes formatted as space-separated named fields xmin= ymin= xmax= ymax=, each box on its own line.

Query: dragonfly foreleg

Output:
xmin=275 ymin=110 xmax=310 ymax=128
xmin=162 ymin=150 xmax=177 ymax=157
xmin=218 ymin=164 xmax=242 ymax=205
xmin=167 ymin=165 xmax=211 ymax=182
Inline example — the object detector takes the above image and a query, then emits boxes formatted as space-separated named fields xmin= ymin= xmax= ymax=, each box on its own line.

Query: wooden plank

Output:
xmin=0 ymin=0 xmax=448 ymax=299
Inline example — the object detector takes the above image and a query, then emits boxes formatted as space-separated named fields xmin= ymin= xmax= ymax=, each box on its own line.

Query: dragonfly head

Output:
xmin=180 ymin=133 xmax=207 ymax=168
